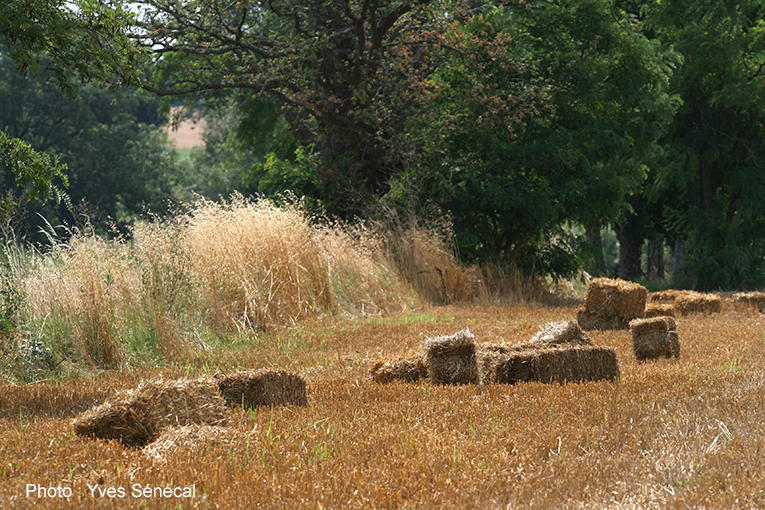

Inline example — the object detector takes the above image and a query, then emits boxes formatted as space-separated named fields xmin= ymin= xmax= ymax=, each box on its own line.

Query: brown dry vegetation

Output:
xmin=2 ymin=301 xmax=765 ymax=509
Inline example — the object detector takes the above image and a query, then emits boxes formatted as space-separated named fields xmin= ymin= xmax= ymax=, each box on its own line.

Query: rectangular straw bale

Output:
xmin=644 ymin=303 xmax=676 ymax=318
xmin=732 ymin=292 xmax=765 ymax=312
xmin=483 ymin=346 xmax=619 ymax=385
xmin=425 ymin=328 xmax=480 ymax=385
xmin=629 ymin=316 xmax=677 ymax=335
xmin=73 ymin=378 xmax=229 ymax=448
xmin=532 ymin=346 xmax=620 ymax=384
xmin=583 ymin=278 xmax=648 ymax=320
xmin=632 ymin=330 xmax=680 ymax=361
xmin=675 ymin=291 xmax=721 ymax=315
xmin=213 ymin=369 xmax=308 ymax=409
xmin=482 ymin=349 xmax=535 ymax=385
xmin=526 ymin=320 xmax=592 ymax=348
xmin=370 ymin=352 xmax=428 ymax=383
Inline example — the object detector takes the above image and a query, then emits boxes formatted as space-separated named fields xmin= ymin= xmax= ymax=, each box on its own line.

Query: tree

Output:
xmin=0 ymin=54 xmax=180 ymax=238
xmin=646 ymin=0 xmax=765 ymax=289
xmin=392 ymin=0 xmax=676 ymax=277
xmin=93 ymin=0 xmax=526 ymax=215
xmin=0 ymin=0 xmax=139 ymax=216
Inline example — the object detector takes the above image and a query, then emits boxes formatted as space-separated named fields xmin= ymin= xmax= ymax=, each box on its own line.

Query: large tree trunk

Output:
xmin=647 ymin=234 xmax=665 ymax=281
xmin=615 ymin=220 xmax=643 ymax=281
xmin=585 ymin=221 xmax=607 ymax=276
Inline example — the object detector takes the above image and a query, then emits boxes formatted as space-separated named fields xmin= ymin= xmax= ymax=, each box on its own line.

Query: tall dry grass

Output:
xmin=370 ymin=211 xmax=550 ymax=306
xmin=3 ymin=196 xmax=555 ymax=377
xmin=12 ymin=196 xmax=414 ymax=371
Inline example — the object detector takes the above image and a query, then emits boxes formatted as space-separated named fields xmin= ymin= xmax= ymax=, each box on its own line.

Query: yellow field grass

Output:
xmin=2 ymin=301 xmax=764 ymax=509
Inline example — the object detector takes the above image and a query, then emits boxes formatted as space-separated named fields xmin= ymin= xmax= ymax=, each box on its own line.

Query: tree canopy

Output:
xmin=4 ymin=0 xmax=765 ymax=289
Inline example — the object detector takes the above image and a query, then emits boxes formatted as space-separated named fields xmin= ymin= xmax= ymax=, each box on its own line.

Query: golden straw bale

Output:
xmin=674 ymin=291 xmax=721 ymax=315
xmin=425 ymin=328 xmax=480 ymax=385
xmin=732 ymin=292 xmax=765 ymax=312
xmin=632 ymin=331 xmax=680 ymax=361
xmin=483 ymin=346 xmax=619 ymax=385
xmin=481 ymin=349 xmax=534 ymax=385
xmin=630 ymin=316 xmax=680 ymax=361
xmin=526 ymin=321 xmax=592 ymax=348
xmin=143 ymin=424 xmax=234 ymax=463
xmin=73 ymin=378 xmax=229 ymax=448
xmin=370 ymin=352 xmax=428 ymax=383
xmin=629 ymin=316 xmax=677 ymax=335
xmin=644 ymin=303 xmax=676 ymax=318
xmin=213 ymin=369 xmax=307 ymax=409
xmin=583 ymin=278 xmax=648 ymax=319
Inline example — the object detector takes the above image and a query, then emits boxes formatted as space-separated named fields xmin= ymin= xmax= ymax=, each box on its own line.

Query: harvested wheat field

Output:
xmin=3 ymin=303 xmax=765 ymax=509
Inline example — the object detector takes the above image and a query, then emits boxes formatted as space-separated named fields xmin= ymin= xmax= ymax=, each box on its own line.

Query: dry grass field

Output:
xmin=2 ymin=299 xmax=765 ymax=509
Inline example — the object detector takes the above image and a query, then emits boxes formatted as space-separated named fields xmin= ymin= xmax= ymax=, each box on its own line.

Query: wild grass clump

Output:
xmin=10 ymin=196 xmax=414 ymax=372
xmin=181 ymin=195 xmax=409 ymax=331
xmin=370 ymin=210 xmax=550 ymax=305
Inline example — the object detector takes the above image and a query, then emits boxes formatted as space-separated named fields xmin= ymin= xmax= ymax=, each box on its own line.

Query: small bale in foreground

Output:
xmin=143 ymin=424 xmax=234 ymax=463
xmin=370 ymin=352 xmax=428 ymax=383
xmin=483 ymin=346 xmax=619 ymax=385
xmin=425 ymin=328 xmax=480 ymax=385
xmin=73 ymin=378 xmax=229 ymax=448
xmin=214 ymin=369 xmax=307 ymax=409
xmin=630 ymin=317 xmax=680 ymax=361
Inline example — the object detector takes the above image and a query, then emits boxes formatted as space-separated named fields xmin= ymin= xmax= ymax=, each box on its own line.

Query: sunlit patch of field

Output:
xmin=2 ymin=301 xmax=765 ymax=509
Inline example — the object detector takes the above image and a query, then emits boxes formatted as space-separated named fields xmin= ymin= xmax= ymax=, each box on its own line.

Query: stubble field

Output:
xmin=2 ymin=301 xmax=765 ymax=509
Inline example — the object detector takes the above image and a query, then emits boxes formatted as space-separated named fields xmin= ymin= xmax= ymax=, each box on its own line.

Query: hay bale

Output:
xmin=370 ymin=352 xmax=428 ymax=383
xmin=584 ymin=277 xmax=648 ymax=319
xmin=527 ymin=320 xmax=592 ymax=348
xmin=732 ymin=292 xmax=765 ymax=312
xmin=73 ymin=378 xmax=229 ymax=448
xmin=425 ymin=328 xmax=480 ymax=385
xmin=644 ymin=303 xmax=676 ymax=318
xmin=143 ymin=424 xmax=234 ymax=463
xmin=630 ymin=316 xmax=680 ymax=361
xmin=675 ymin=291 xmax=721 ymax=315
xmin=632 ymin=331 xmax=680 ymax=361
xmin=213 ymin=369 xmax=307 ymax=409
xmin=578 ymin=278 xmax=647 ymax=330
xmin=483 ymin=346 xmax=619 ymax=385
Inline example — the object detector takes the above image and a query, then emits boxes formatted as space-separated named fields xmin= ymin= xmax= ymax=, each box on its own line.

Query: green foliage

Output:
xmin=0 ymin=131 xmax=70 ymax=218
xmin=0 ymin=54 xmax=180 ymax=237
xmin=647 ymin=0 xmax=765 ymax=289
xmin=393 ymin=0 xmax=676 ymax=277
